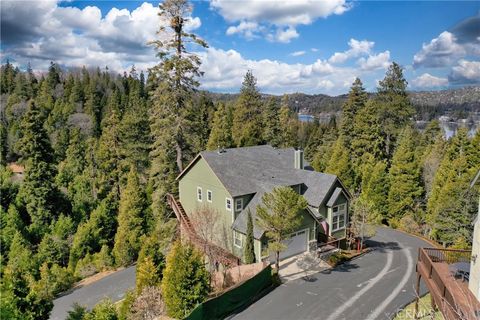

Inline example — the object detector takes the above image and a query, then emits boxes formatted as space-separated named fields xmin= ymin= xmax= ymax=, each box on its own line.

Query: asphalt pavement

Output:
xmin=229 ymin=227 xmax=430 ymax=320
xmin=50 ymin=227 xmax=431 ymax=320
xmin=49 ymin=265 xmax=136 ymax=320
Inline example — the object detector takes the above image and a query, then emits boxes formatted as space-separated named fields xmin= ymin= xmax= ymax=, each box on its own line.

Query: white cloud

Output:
xmin=413 ymin=31 xmax=468 ymax=68
xmin=358 ymin=51 xmax=391 ymax=71
xmin=198 ymin=47 xmax=388 ymax=95
xmin=311 ymin=48 xmax=319 ymax=52
xmin=411 ymin=73 xmax=448 ymax=88
xmin=328 ymin=38 xmax=374 ymax=64
xmin=1 ymin=1 xmax=201 ymax=72
xmin=211 ymin=0 xmax=349 ymax=42
xmin=291 ymin=50 xmax=306 ymax=57
xmin=211 ymin=0 xmax=349 ymax=25
xmin=226 ymin=21 xmax=259 ymax=39
xmin=448 ymin=59 xmax=480 ymax=84
xmin=272 ymin=26 xmax=299 ymax=43
xmin=0 ymin=1 xmax=404 ymax=95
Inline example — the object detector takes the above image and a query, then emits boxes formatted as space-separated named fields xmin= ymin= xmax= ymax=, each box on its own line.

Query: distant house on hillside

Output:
xmin=7 ymin=162 xmax=24 ymax=182
xmin=175 ymin=145 xmax=351 ymax=263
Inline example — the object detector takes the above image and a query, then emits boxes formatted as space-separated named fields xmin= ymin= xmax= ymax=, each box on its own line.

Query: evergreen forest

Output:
xmin=0 ymin=0 xmax=479 ymax=318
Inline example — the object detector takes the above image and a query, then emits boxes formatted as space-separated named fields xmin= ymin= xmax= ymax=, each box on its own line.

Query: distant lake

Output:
xmin=299 ymin=113 xmax=478 ymax=139
xmin=298 ymin=114 xmax=315 ymax=122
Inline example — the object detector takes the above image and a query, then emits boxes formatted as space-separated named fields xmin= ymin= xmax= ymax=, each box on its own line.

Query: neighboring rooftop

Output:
xmin=8 ymin=162 xmax=24 ymax=174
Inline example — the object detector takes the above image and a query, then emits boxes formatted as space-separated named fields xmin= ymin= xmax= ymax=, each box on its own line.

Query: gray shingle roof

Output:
xmin=200 ymin=146 xmax=305 ymax=197
xmin=326 ymin=187 xmax=343 ymax=207
xmin=232 ymin=189 xmax=271 ymax=239
xmin=193 ymin=145 xmax=341 ymax=239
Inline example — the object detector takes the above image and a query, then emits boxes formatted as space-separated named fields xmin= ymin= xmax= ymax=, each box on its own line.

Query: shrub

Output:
xmin=399 ymin=215 xmax=422 ymax=235
xmin=136 ymin=256 xmax=160 ymax=293
xmin=118 ymin=290 xmax=136 ymax=320
xmin=74 ymin=245 xmax=113 ymax=279
xmin=84 ymin=299 xmax=118 ymax=320
xmin=328 ymin=252 xmax=349 ymax=266
xmin=161 ymin=241 xmax=210 ymax=318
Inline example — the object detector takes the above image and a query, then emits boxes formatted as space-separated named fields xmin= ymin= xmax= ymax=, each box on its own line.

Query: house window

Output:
xmin=332 ymin=203 xmax=347 ymax=232
xmin=197 ymin=187 xmax=202 ymax=202
xmin=234 ymin=231 xmax=242 ymax=248
xmin=207 ymin=190 xmax=212 ymax=202
xmin=235 ymin=198 xmax=243 ymax=211
xmin=226 ymin=198 xmax=232 ymax=211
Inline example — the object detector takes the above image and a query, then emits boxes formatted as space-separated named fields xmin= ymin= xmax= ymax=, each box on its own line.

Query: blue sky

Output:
xmin=1 ymin=1 xmax=479 ymax=95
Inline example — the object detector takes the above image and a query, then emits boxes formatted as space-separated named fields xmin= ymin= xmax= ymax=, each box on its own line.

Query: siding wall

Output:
xmin=469 ymin=215 xmax=480 ymax=299
xmin=316 ymin=180 xmax=349 ymax=240
xmin=179 ymin=157 xmax=234 ymax=250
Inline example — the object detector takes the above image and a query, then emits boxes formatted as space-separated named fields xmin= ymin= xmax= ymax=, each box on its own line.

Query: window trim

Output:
xmin=207 ymin=190 xmax=212 ymax=203
xmin=197 ymin=187 xmax=202 ymax=202
xmin=234 ymin=231 xmax=242 ymax=248
xmin=331 ymin=203 xmax=347 ymax=232
xmin=235 ymin=198 xmax=243 ymax=211
xmin=226 ymin=197 xmax=232 ymax=211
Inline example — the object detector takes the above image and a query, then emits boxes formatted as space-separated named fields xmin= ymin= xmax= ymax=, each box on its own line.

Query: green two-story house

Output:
xmin=177 ymin=145 xmax=351 ymax=263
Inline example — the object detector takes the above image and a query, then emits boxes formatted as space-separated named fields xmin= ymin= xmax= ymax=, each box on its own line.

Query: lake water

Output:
xmin=298 ymin=114 xmax=315 ymax=122
xmin=298 ymin=114 xmax=479 ymax=139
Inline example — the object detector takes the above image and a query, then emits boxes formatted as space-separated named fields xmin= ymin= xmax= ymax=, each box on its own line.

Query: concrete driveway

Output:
xmin=50 ymin=265 xmax=136 ymax=320
xmin=230 ymin=227 xmax=430 ymax=320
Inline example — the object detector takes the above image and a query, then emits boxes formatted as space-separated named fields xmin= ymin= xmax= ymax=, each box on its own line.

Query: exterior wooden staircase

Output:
xmin=167 ymin=194 xmax=241 ymax=267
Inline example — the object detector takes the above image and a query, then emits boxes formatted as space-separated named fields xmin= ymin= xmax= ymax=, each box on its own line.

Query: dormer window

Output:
xmin=235 ymin=198 xmax=243 ymax=211
xmin=197 ymin=187 xmax=202 ymax=202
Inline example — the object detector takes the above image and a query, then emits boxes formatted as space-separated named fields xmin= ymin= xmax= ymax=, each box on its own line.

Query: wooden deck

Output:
xmin=416 ymin=248 xmax=480 ymax=320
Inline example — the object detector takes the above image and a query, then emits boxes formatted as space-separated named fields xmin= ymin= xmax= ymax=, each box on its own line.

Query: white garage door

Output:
xmin=279 ymin=229 xmax=308 ymax=260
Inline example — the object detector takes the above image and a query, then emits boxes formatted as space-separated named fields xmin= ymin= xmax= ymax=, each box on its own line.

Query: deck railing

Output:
xmin=422 ymin=248 xmax=471 ymax=264
xmin=416 ymin=248 xmax=476 ymax=320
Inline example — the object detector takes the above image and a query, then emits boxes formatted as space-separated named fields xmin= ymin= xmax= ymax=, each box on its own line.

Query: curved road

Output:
xmin=50 ymin=227 xmax=429 ymax=320
xmin=230 ymin=227 xmax=430 ymax=320
xmin=50 ymin=266 xmax=136 ymax=320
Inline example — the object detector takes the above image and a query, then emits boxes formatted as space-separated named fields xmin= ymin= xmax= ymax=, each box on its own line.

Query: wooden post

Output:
xmin=414 ymin=273 xmax=421 ymax=319
xmin=429 ymin=293 xmax=436 ymax=320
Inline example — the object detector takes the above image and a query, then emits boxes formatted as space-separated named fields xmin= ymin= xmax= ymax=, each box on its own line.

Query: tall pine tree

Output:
xmin=16 ymin=101 xmax=57 ymax=238
xmin=340 ymin=78 xmax=367 ymax=150
xmin=148 ymin=0 xmax=208 ymax=218
xmin=376 ymin=62 xmax=414 ymax=159
xmin=387 ymin=126 xmax=424 ymax=222
xmin=206 ymin=102 xmax=234 ymax=150
xmin=232 ymin=71 xmax=263 ymax=147
xmin=113 ymin=166 xmax=147 ymax=266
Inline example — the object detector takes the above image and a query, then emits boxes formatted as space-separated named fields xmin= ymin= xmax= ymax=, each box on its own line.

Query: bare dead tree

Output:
xmin=189 ymin=205 xmax=222 ymax=270
xmin=350 ymin=195 xmax=376 ymax=250
xmin=130 ymin=286 xmax=165 ymax=320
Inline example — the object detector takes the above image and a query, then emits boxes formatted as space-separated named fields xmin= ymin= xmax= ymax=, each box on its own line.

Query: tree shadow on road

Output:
xmin=364 ymin=239 xmax=401 ymax=252
xmin=319 ymin=261 xmax=360 ymax=274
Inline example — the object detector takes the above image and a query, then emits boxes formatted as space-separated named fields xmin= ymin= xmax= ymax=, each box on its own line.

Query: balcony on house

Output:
xmin=415 ymin=248 xmax=480 ymax=320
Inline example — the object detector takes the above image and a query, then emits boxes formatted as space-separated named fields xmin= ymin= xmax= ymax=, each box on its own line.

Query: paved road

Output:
xmin=230 ymin=227 xmax=430 ymax=320
xmin=50 ymin=266 xmax=136 ymax=320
